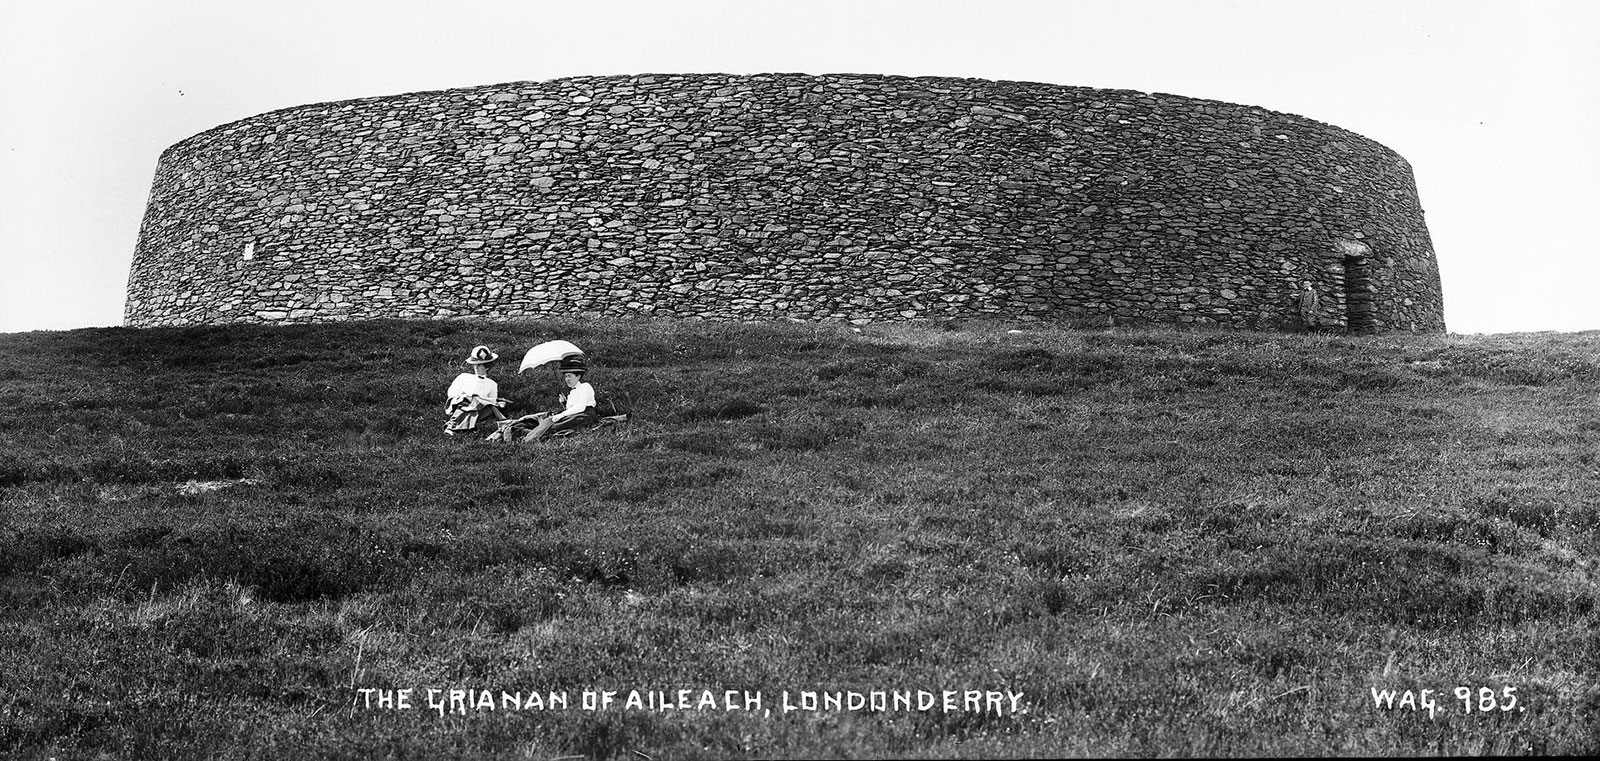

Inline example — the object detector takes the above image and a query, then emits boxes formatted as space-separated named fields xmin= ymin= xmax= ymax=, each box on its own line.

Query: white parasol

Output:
xmin=518 ymin=340 xmax=585 ymax=373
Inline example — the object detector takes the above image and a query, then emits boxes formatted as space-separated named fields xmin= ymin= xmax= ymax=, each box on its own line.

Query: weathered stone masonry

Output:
xmin=127 ymin=73 xmax=1444 ymax=332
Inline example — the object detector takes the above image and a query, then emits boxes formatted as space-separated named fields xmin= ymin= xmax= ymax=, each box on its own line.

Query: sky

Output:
xmin=1 ymin=0 xmax=1596 ymax=335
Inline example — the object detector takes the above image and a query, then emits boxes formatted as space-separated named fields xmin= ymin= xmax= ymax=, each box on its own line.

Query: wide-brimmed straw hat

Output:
xmin=465 ymin=345 xmax=499 ymax=365
xmin=557 ymin=356 xmax=588 ymax=375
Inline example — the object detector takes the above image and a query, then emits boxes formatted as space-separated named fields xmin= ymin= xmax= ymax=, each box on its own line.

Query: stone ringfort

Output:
xmin=126 ymin=73 xmax=1444 ymax=333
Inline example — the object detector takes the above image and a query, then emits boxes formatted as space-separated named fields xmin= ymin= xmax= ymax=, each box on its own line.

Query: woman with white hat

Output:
xmin=444 ymin=345 xmax=511 ymax=436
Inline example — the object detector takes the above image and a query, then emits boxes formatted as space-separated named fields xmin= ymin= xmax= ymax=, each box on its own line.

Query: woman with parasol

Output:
xmin=491 ymin=341 xmax=599 ymax=443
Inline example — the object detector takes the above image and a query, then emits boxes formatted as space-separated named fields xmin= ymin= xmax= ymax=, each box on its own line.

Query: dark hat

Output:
xmin=465 ymin=345 xmax=499 ymax=365
xmin=557 ymin=356 xmax=588 ymax=374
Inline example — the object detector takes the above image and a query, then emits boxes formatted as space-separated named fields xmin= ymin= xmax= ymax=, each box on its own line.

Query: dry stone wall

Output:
xmin=127 ymin=73 xmax=1444 ymax=332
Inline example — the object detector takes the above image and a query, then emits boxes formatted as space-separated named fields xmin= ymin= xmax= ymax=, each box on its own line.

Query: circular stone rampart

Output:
xmin=127 ymin=73 xmax=1444 ymax=332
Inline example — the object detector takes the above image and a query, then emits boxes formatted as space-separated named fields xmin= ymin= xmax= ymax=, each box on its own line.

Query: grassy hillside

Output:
xmin=1 ymin=318 xmax=1597 ymax=758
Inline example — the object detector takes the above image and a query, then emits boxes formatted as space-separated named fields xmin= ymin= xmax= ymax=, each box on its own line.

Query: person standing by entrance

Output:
xmin=1298 ymin=281 xmax=1321 ymax=332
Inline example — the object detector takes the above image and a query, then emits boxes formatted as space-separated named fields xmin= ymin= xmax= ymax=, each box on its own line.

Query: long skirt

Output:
xmin=541 ymin=411 xmax=597 ymax=439
xmin=446 ymin=399 xmax=506 ymax=433
xmin=499 ymin=411 xmax=597 ymax=443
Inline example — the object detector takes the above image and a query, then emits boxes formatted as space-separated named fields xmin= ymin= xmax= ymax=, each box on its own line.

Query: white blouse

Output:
xmin=553 ymin=382 xmax=596 ymax=421
xmin=446 ymin=373 xmax=498 ymax=407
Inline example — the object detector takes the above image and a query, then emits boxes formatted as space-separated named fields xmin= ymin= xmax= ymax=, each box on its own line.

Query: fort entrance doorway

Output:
xmin=1341 ymin=251 xmax=1377 ymax=335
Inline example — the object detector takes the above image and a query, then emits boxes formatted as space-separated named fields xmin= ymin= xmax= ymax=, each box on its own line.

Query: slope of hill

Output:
xmin=1 ymin=319 xmax=1596 ymax=757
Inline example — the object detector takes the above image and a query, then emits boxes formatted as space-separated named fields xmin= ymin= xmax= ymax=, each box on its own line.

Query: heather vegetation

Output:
xmin=1 ymin=318 xmax=1596 ymax=758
